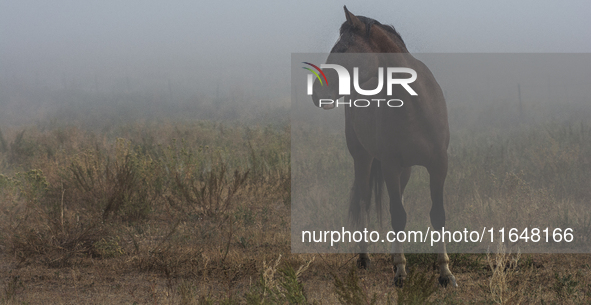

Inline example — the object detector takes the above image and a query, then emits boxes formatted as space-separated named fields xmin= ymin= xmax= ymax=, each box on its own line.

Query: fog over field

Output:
xmin=1 ymin=0 xmax=590 ymax=128
xmin=2 ymin=2 xmax=591 ymax=303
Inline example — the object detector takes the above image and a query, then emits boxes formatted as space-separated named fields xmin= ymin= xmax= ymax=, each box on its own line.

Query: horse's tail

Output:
xmin=370 ymin=159 xmax=384 ymax=226
xmin=350 ymin=158 xmax=384 ymax=227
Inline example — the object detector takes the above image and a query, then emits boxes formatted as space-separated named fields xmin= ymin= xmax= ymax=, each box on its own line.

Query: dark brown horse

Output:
xmin=311 ymin=6 xmax=457 ymax=287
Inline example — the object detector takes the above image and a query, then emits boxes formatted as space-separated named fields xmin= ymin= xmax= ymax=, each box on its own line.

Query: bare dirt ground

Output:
xmin=2 ymin=252 xmax=591 ymax=304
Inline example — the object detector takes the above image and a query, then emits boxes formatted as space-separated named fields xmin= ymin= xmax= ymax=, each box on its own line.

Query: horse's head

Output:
xmin=312 ymin=6 xmax=408 ymax=109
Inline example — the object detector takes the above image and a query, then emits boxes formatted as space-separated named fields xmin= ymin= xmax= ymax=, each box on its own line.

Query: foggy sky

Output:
xmin=1 ymin=0 xmax=590 ymax=98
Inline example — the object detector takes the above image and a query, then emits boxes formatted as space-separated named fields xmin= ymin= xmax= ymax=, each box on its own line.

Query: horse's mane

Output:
xmin=339 ymin=15 xmax=407 ymax=49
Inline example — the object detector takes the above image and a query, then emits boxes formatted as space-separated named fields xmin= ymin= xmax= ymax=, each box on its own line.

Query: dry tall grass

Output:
xmin=0 ymin=112 xmax=590 ymax=303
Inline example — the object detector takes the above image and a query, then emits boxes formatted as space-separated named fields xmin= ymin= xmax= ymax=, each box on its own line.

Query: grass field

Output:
xmin=1 ymin=85 xmax=591 ymax=304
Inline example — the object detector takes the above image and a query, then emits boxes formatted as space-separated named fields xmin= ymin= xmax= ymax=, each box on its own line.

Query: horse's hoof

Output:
xmin=393 ymin=275 xmax=406 ymax=288
xmin=438 ymin=275 xmax=458 ymax=288
xmin=356 ymin=257 xmax=371 ymax=270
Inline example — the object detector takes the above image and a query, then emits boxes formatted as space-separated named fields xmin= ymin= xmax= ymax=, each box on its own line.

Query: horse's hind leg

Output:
xmin=428 ymin=161 xmax=457 ymax=287
xmin=400 ymin=167 xmax=412 ymax=203
xmin=350 ymin=153 xmax=373 ymax=269
xmin=382 ymin=161 xmax=406 ymax=287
